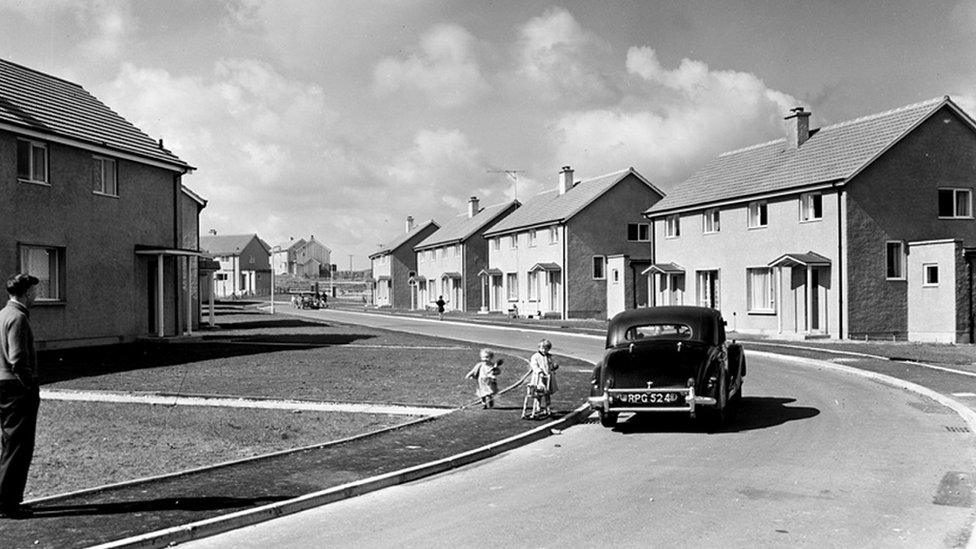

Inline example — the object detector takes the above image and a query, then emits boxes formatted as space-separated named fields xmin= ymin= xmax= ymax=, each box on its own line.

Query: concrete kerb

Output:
xmin=88 ymin=403 xmax=592 ymax=549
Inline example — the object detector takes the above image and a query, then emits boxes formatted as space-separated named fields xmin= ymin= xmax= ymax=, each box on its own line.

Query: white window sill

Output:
xmin=18 ymin=178 xmax=50 ymax=187
xmin=702 ymin=230 xmax=719 ymax=235
xmin=34 ymin=300 xmax=66 ymax=307
xmin=799 ymin=218 xmax=823 ymax=224
xmin=938 ymin=216 xmax=974 ymax=220
xmin=93 ymin=191 xmax=119 ymax=199
xmin=747 ymin=225 xmax=767 ymax=230
xmin=747 ymin=310 xmax=776 ymax=316
xmin=886 ymin=276 xmax=906 ymax=281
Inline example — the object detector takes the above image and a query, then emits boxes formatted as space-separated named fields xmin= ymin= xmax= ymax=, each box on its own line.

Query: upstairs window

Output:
xmin=92 ymin=156 xmax=118 ymax=196
xmin=800 ymin=192 xmax=823 ymax=221
xmin=509 ymin=235 xmax=518 ymax=249
xmin=453 ymin=244 xmax=460 ymax=257
xmin=627 ymin=223 xmax=650 ymax=241
xmin=665 ymin=215 xmax=680 ymax=238
xmin=939 ymin=188 xmax=972 ymax=218
xmin=592 ymin=256 xmax=606 ymax=279
xmin=885 ymin=241 xmax=905 ymax=280
xmin=702 ymin=209 xmax=720 ymax=234
xmin=549 ymin=226 xmax=559 ymax=244
xmin=528 ymin=229 xmax=537 ymax=247
xmin=492 ymin=238 xmax=500 ymax=251
xmin=17 ymin=139 xmax=48 ymax=185
xmin=748 ymin=201 xmax=768 ymax=228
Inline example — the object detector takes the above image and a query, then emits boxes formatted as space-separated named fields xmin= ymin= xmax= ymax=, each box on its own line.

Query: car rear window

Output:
xmin=625 ymin=323 xmax=693 ymax=341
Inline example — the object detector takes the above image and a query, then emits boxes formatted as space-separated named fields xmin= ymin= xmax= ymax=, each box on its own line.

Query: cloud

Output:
xmin=552 ymin=46 xmax=799 ymax=183
xmin=384 ymin=128 xmax=491 ymax=210
xmin=0 ymin=0 xmax=135 ymax=59
xmin=373 ymin=24 xmax=489 ymax=108
xmin=515 ymin=6 xmax=616 ymax=104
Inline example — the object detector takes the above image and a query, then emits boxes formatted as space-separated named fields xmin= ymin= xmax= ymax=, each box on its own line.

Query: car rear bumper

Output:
xmin=588 ymin=387 xmax=716 ymax=416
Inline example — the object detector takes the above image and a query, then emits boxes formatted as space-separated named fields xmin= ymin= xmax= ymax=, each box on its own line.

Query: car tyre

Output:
xmin=599 ymin=411 xmax=618 ymax=428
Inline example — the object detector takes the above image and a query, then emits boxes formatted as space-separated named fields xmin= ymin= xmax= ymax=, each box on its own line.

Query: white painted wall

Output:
xmin=416 ymin=244 xmax=464 ymax=310
xmin=487 ymin=225 xmax=564 ymax=316
xmin=907 ymin=240 xmax=958 ymax=343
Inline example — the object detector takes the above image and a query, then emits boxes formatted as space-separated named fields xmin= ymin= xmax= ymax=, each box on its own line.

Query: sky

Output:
xmin=2 ymin=0 xmax=976 ymax=269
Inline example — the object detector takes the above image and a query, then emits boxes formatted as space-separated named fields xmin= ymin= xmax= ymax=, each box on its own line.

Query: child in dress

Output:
xmin=465 ymin=348 xmax=503 ymax=409
xmin=527 ymin=339 xmax=558 ymax=418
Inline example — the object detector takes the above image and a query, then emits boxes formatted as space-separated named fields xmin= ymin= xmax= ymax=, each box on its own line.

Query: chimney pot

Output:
xmin=468 ymin=196 xmax=480 ymax=218
xmin=558 ymin=165 xmax=574 ymax=195
xmin=785 ymin=106 xmax=811 ymax=148
xmin=406 ymin=216 xmax=415 ymax=233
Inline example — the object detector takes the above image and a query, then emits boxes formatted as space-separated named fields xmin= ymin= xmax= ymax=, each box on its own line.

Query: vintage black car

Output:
xmin=588 ymin=306 xmax=745 ymax=428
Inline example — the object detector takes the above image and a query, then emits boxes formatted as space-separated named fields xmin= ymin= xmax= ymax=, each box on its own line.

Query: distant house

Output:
xmin=0 ymin=57 xmax=203 ymax=347
xmin=200 ymin=234 xmax=272 ymax=298
xmin=273 ymin=236 xmax=332 ymax=278
xmin=483 ymin=166 xmax=664 ymax=319
xmin=414 ymin=197 xmax=520 ymax=312
xmin=646 ymin=97 xmax=976 ymax=343
xmin=369 ymin=217 xmax=439 ymax=308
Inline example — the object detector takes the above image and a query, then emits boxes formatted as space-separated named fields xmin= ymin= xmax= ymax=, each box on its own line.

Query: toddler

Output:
xmin=465 ymin=348 xmax=503 ymax=409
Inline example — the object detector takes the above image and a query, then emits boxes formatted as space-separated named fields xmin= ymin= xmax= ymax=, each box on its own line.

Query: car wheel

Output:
xmin=599 ymin=411 xmax=618 ymax=428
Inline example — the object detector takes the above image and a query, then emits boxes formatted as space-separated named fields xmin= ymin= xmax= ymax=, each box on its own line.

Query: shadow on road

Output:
xmin=613 ymin=396 xmax=820 ymax=434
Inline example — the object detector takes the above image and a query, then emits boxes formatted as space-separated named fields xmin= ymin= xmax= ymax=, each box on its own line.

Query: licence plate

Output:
xmin=614 ymin=392 xmax=684 ymax=406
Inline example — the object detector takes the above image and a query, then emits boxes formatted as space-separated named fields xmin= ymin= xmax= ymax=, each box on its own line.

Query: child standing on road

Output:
xmin=466 ymin=348 xmax=503 ymax=409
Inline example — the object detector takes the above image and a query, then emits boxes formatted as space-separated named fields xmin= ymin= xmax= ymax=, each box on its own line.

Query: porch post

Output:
xmin=186 ymin=256 xmax=193 ymax=336
xmin=208 ymin=271 xmax=215 ymax=327
xmin=805 ymin=266 xmax=813 ymax=332
xmin=777 ymin=266 xmax=783 ymax=334
xmin=157 ymin=254 xmax=165 ymax=338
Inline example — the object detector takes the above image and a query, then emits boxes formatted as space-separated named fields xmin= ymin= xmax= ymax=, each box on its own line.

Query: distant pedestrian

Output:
xmin=0 ymin=274 xmax=40 ymax=519
xmin=466 ymin=349 xmax=502 ymax=409
xmin=435 ymin=295 xmax=446 ymax=320
xmin=528 ymin=339 xmax=558 ymax=418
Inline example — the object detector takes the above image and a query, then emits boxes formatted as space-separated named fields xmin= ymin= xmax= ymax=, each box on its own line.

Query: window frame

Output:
xmin=92 ymin=155 xmax=119 ymax=197
xmin=627 ymin=222 xmax=651 ymax=242
xmin=665 ymin=215 xmax=680 ymax=238
xmin=549 ymin=226 xmax=559 ymax=244
xmin=592 ymin=255 xmax=606 ymax=280
xmin=799 ymin=192 xmax=823 ymax=222
xmin=17 ymin=138 xmax=49 ymax=186
xmin=18 ymin=243 xmax=66 ymax=303
xmin=506 ymin=272 xmax=519 ymax=301
xmin=747 ymin=201 xmax=768 ymax=229
xmin=509 ymin=235 xmax=518 ymax=250
xmin=528 ymin=229 xmax=537 ymax=247
xmin=746 ymin=267 xmax=776 ymax=314
xmin=702 ymin=209 xmax=720 ymax=234
xmin=938 ymin=188 xmax=973 ymax=219
xmin=923 ymin=263 xmax=940 ymax=287
xmin=527 ymin=270 xmax=540 ymax=301
xmin=885 ymin=241 xmax=906 ymax=280
xmin=492 ymin=237 xmax=500 ymax=251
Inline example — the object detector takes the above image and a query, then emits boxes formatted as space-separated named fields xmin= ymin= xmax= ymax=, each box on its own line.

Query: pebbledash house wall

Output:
xmin=566 ymin=175 xmax=661 ymax=318
xmin=845 ymin=105 xmax=976 ymax=341
xmin=0 ymin=130 xmax=183 ymax=348
xmin=381 ymin=223 xmax=439 ymax=309
xmin=652 ymin=189 xmax=842 ymax=336
xmin=179 ymin=191 xmax=202 ymax=330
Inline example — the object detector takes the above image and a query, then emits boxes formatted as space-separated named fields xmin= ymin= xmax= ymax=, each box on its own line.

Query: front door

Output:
xmin=491 ymin=275 xmax=502 ymax=311
xmin=548 ymin=272 xmax=560 ymax=313
xmin=809 ymin=268 xmax=820 ymax=331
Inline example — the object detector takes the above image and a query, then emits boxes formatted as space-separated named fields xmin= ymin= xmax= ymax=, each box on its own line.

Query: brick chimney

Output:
xmin=468 ymin=196 xmax=480 ymax=218
xmin=405 ymin=216 xmax=414 ymax=233
xmin=785 ymin=107 xmax=811 ymax=148
xmin=558 ymin=166 xmax=574 ymax=195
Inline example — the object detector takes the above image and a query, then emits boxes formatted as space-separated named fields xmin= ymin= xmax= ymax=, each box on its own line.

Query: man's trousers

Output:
xmin=0 ymin=380 xmax=39 ymax=508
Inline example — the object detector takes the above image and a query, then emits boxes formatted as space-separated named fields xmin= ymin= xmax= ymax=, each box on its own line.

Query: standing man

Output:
xmin=0 ymin=274 xmax=40 ymax=518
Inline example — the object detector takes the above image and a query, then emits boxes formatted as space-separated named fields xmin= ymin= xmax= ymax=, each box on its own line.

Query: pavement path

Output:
xmin=182 ymin=308 xmax=976 ymax=548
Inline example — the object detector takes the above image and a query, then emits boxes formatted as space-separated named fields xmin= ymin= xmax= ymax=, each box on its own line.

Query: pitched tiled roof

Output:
xmin=415 ymin=200 xmax=519 ymax=249
xmin=485 ymin=168 xmax=662 ymax=236
xmin=370 ymin=220 xmax=439 ymax=259
xmin=0 ymin=58 xmax=190 ymax=170
xmin=200 ymin=234 xmax=269 ymax=256
xmin=648 ymin=97 xmax=956 ymax=215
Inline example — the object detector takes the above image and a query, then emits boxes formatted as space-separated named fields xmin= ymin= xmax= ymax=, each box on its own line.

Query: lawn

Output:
xmin=29 ymin=401 xmax=410 ymax=499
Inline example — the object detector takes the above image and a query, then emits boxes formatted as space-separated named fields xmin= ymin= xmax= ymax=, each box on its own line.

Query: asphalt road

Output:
xmin=182 ymin=309 xmax=976 ymax=548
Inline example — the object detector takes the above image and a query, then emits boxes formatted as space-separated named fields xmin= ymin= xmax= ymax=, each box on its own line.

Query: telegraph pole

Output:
xmin=487 ymin=169 xmax=524 ymax=201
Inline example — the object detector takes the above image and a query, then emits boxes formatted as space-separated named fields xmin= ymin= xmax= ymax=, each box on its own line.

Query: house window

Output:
xmin=17 ymin=139 xmax=48 ymax=185
xmin=665 ymin=215 xmax=680 ymax=238
xmin=492 ymin=238 xmax=500 ymax=251
xmin=939 ymin=188 xmax=973 ymax=218
xmin=428 ymin=250 xmax=435 ymax=261
xmin=746 ymin=268 xmax=775 ymax=313
xmin=215 ymin=273 xmax=228 ymax=281
xmin=527 ymin=271 xmax=539 ymax=301
xmin=592 ymin=256 xmax=606 ymax=280
xmin=549 ymin=226 xmax=559 ymax=244
xmin=885 ymin=241 xmax=905 ymax=280
xmin=509 ymin=235 xmax=518 ymax=249
xmin=92 ymin=156 xmax=118 ymax=196
xmin=923 ymin=264 xmax=939 ymax=286
xmin=453 ymin=244 xmax=460 ymax=257
xmin=506 ymin=272 xmax=519 ymax=300
xmin=612 ymin=269 xmax=620 ymax=284
xmin=627 ymin=223 xmax=650 ymax=241
xmin=696 ymin=270 xmax=720 ymax=309
xmin=19 ymin=244 xmax=64 ymax=301
xmin=529 ymin=229 xmax=537 ymax=247
xmin=702 ymin=209 xmax=720 ymax=234
xmin=800 ymin=192 xmax=823 ymax=222
xmin=748 ymin=201 xmax=768 ymax=228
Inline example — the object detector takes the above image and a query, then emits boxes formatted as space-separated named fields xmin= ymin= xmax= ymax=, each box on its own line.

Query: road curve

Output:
xmin=183 ymin=309 xmax=976 ymax=548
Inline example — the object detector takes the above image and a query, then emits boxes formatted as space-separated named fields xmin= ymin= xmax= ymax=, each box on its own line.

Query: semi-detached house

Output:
xmin=200 ymin=234 xmax=272 ymax=298
xmin=646 ymin=97 xmax=976 ymax=343
xmin=483 ymin=166 xmax=664 ymax=319
xmin=413 ymin=197 xmax=519 ymax=312
xmin=370 ymin=217 xmax=439 ymax=308
xmin=0 ymin=58 xmax=204 ymax=347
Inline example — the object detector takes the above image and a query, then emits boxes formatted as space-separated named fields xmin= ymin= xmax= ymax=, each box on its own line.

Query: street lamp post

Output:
xmin=270 ymin=246 xmax=281 ymax=314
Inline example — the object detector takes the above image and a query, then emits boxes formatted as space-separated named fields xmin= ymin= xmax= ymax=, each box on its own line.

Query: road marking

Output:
xmin=41 ymin=389 xmax=451 ymax=417
xmin=752 ymin=341 xmax=976 ymax=380
xmin=952 ymin=392 xmax=976 ymax=398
